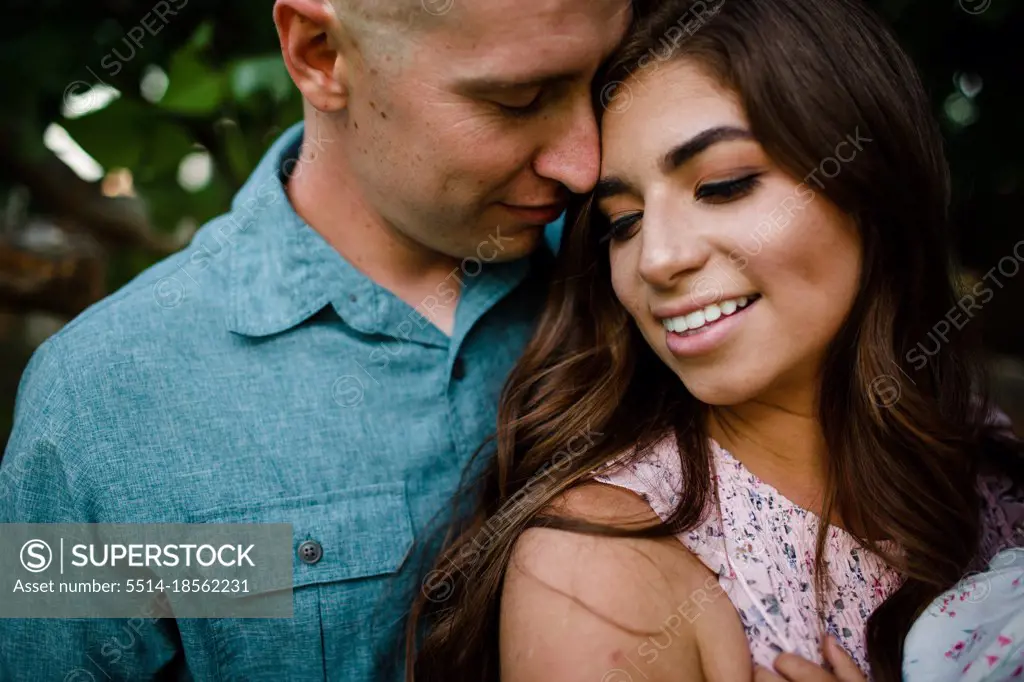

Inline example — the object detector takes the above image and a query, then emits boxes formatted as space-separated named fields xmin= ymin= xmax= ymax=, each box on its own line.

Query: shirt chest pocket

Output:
xmin=190 ymin=482 xmax=416 ymax=682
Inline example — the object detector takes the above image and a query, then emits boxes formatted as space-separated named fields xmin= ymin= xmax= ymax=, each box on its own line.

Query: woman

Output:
xmin=408 ymin=0 xmax=1024 ymax=680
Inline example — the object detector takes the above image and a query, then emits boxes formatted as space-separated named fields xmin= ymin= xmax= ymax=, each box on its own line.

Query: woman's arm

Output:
xmin=499 ymin=483 xmax=751 ymax=682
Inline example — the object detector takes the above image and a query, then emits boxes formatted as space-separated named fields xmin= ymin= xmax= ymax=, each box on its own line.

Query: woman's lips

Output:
xmin=664 ymin=297 xmax=760 ymax=358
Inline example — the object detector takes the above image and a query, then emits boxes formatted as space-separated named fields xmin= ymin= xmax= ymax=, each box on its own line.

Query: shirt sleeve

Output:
xmin=0 ymin=336 xmax=182 ymax=681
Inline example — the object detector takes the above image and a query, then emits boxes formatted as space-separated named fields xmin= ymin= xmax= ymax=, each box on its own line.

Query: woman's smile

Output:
xmin=598 ymin=59 xmax=862 ymax=406
xmin=660 ymin=294 xmax=762 ymax=358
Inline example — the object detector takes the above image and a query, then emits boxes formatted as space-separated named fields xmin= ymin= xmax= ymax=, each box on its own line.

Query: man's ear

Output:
xmin=274 ymin=0 xmax=350 ymax=112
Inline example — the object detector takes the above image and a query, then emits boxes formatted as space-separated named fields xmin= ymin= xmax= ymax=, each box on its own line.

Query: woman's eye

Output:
xmin=599 ymin=212 xmax=643 ymax=244
xmin=496 ymin=90 xmax=544 ymax=117
xmin=694 ymin=172 xmax=764 ymax=204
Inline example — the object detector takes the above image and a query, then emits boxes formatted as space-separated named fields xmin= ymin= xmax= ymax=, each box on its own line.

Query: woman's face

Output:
xmin=597 ymin=60 xmax=863 ymax=406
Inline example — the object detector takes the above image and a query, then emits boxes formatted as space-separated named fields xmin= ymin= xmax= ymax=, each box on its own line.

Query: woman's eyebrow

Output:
xmin=661 ymin=125 xmax=753 ymax=172
xmin=595 ymin=126 xmax=754 ymax=202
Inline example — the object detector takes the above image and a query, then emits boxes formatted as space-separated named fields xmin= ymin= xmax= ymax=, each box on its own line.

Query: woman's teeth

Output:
xmin=662 ymin=295 xmax=760 ymax=333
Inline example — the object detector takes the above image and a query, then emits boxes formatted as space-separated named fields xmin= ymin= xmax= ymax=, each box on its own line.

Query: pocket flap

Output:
xmin=193 ymin=482 xmax=415 ymax=587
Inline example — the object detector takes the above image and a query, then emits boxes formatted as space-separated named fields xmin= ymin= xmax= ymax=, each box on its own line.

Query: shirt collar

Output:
xmin=225 ymin=123 xmax=362 ymax=337
xmin=224 ymin=123 xmax=546 ymax=340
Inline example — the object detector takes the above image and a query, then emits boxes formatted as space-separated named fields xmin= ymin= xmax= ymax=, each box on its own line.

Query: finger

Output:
xmin=773 ymin=652 xmax=834 ymax=681
xmin=823 ymin=637 xmax=867 ymax=682
xmin=754 ymin=664 xmax=789 ymax=682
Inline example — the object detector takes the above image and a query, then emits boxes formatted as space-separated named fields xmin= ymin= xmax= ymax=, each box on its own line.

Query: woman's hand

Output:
xmin=754 ymin=637 xmax=867 ymax=682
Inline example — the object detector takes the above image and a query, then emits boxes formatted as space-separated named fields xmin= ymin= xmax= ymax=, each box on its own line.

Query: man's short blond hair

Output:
xmin=330 ymin=0 xmax=448 ymax=63
xmin=332 ymin=0 xmax=423 ymax=26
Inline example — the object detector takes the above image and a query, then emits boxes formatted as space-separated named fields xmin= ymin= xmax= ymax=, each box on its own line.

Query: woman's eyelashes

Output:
xmin=598 ymin=171 xmax=765 ymax=245
xmin=694 ymin=171 xmax=764 ymax=203
xmin=600 ymin=212 xmax=643 ymax=244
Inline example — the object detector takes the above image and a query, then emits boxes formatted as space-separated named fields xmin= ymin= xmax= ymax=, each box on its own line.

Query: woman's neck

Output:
xmin=707 ymin=392 xmax=830 ymax=514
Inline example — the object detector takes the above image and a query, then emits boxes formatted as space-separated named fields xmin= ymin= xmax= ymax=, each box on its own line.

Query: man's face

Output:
xmin=339 ymin=0 xmax=631 ymax=262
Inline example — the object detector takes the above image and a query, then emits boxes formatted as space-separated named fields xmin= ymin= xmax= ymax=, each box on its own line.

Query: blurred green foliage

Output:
xmin=0 ymin=0 xmax=303 ymax=443
xmin=0 ymin=1 xmax=303 ymax=248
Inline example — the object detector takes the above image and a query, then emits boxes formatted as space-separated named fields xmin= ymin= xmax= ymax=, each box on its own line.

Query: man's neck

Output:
xmin=285 ymin=126 xmax=463 ymax=334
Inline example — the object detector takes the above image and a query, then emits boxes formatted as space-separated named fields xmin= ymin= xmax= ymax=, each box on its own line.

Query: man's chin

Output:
xmin=478 ymin=222 xmax=547 ymax=262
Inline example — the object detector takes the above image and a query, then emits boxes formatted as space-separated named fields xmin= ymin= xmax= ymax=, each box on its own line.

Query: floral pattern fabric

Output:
xmin=594 ymin=435 xmax=1023 ymax=680
xmin=904 ymin=548 xmax=1024 ymax=681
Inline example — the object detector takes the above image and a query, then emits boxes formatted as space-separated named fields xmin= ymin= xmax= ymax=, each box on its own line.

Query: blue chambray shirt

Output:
xmin=0 ymin=123 xmax=558 ymax=681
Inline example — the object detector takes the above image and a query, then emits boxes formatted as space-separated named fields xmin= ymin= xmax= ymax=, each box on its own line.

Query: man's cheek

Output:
xmin=452 ymin=117 xmax=514 ymax=153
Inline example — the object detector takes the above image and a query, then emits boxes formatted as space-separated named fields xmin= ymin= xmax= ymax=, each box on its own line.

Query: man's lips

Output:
xmin=499 ymin=202 xmax=567 ymax=224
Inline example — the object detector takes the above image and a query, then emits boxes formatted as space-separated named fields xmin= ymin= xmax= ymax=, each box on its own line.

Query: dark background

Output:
xmin=1 ymin=0 xmax=1022 ymax=449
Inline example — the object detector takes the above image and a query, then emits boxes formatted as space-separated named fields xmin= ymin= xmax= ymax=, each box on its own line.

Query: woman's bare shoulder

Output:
xmin=499 ymin=483 xmax=752 ymax=682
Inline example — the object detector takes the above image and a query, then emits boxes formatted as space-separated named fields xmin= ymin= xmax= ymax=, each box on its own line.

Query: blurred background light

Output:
xmin=42 ymin=123 xmax=103 ymax=182
xmin=177 ymin=151 xmax=214 ymax=193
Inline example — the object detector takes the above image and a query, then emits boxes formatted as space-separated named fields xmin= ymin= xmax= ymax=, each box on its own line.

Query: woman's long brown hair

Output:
xmin=406 ymin=1 xmax=1024 ymax=680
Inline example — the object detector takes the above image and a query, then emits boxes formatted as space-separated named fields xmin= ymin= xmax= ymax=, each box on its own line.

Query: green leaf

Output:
xmin=137 ymin=164 xmax=231 ymax=233
xmin=188 ymin=21 xmax=215 ymax=52
xmin=218 ymin=119 xmax=252 ymax=185
xmin=229 ymin=55 xmax=293 ymax=105
xmin=139 ymin=120 xmax=198 ymax=181
xmin=59 ymin=97 xmax=153 ymax=170
xmin=159 ymin=39 xmax=226 ymax=116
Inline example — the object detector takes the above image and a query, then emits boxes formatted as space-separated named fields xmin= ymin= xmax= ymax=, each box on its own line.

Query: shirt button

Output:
xmin=452 ymin=358 xmax=466 ymax=380
xmin=297 ymin=540 xmax=323 ymax=565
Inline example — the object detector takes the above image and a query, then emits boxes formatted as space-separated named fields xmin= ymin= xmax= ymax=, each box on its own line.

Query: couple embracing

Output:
xmin=3 ymin=0 xmax=1023 ymax=681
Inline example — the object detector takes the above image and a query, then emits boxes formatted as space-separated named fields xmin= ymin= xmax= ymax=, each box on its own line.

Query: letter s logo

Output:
xmin=21 ymin=539 xmax=52 ymax=572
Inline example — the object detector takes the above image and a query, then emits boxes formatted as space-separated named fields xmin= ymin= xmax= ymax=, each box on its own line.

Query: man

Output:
xmin=0 ymin=0 xmax=630 ymax=679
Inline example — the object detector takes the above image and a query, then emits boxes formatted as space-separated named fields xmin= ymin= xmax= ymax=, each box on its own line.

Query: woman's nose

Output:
xmin=636 ymin=207 xmax=711 ymax=289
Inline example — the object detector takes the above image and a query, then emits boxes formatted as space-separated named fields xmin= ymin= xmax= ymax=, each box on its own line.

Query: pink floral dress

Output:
xmin=594 ymin=435 xmax=1024 ymax=680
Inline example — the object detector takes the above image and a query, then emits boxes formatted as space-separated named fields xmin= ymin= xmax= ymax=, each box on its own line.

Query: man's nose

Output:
xmin=532 ymin=95 xmax=601 ymax=194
